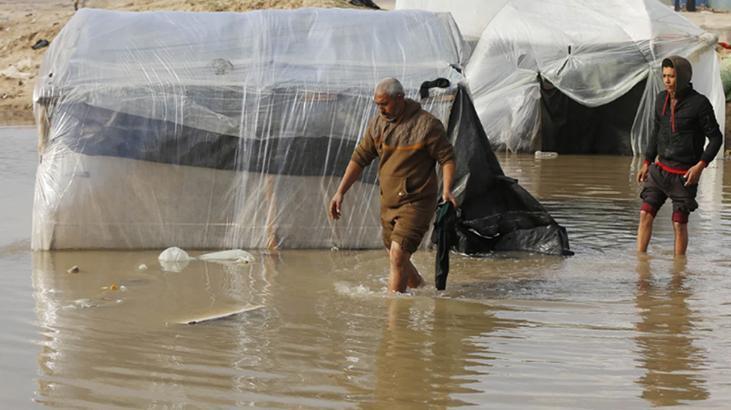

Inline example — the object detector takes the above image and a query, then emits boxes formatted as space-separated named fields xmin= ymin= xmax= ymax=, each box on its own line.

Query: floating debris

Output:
xmin=101 ymin=283 xmax=119 ymax=291
xmin=67 ymin=298 xmax=94 ymax=309
xmin=180 ymin=305 xmax=265 ymax=325
xmin=159 ymin=246 xmax=191 ymax=262
xmin=198 ymin=249 xmax=255 ymax=263
xmin=67 ymin=265 xmax=80 ymax=274
xmin=534 ymin=151 xmax=559 ymax=159
xmin=159 ymin=247 xmax=192 ymax=272
xmin=137 ymin=264 xmax=148 ymax=271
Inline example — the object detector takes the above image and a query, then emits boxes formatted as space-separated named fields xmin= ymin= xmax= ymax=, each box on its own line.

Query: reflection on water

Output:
xmin=370 ymin=297 xmax=510 ymax=408
xmin=2 ymin=129 xmax=731 ymax=408
xmin=31 ymin=250 xmax=519 ymax=408
xmin=634 ymin=256 xmax=708 ymax=406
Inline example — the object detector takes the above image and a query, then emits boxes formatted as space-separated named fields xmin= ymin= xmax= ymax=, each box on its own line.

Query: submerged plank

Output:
xmin=180 ymin=305 xmax=264 ymax=325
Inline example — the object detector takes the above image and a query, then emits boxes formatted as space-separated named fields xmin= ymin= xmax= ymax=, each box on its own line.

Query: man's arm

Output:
xmin=329 ymin=160 xmax=364 ymax=220
xmin=329 ymin=121 xmax=378 ymax=220
xmin=424 ymin=120 xmax=457 ymax=206
xmin=684 ymin=97 xmax=723 ymax=186
xmin=441 ymin=160 xmax=457 ymax=207
xmin=638 ymin=103 xmax=660 ymax=183
xmin=699 ymin=97 xmax=723 ymax=163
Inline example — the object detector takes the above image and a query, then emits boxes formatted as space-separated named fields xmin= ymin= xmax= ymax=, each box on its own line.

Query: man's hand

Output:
xmin=442 ymin=191 xmax=457 ymax=208
xmin=683 ymin=162 xmax=705 ymax=186
xmin=329 ymin=192 xmax=344 ymax=220
xmin=328 ymin=161 xmax=364 ymax=220
xmin=637 ymin=162 xmax=650 ymax=184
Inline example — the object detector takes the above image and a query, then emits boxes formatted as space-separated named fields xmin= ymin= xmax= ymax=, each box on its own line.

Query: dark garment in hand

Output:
xmin=433 ymin=201 xmax=457 ymax=291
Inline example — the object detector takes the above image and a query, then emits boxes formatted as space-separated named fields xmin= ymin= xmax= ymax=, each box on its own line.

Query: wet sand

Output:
xmin=2 ymin=127 xmax=731 ymax=408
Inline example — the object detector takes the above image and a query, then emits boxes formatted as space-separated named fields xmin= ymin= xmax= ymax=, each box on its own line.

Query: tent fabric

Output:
xmin=398 ymin=0 xmax=725 ymax=154
xmin=396 ymin=0 xmax=509 ymax=43
xmin=32 ymin=8 xmax=570 ymax=255
xmin=539 ymin=78 xmax=647 ymax=155
xmin=433 ymin=88 xmax=572 ymax=289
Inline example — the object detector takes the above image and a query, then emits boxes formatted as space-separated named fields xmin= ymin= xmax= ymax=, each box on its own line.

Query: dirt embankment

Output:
xmin=0 ymin=0 xmax=377 ymax=125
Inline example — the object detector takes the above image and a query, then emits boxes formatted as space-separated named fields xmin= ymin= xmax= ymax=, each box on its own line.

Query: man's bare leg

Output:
xmin=388 ymin=241 xmax=411 ymax=293
xmin=404 ymin=259 xmax=424 ymax=289
xmin=673 ymin=222 xmax=688 ymax=256
xmin=385 ymin=243 xmax=423 ymax=291
xmin=637 ymin=210 xmax=655 ymax=253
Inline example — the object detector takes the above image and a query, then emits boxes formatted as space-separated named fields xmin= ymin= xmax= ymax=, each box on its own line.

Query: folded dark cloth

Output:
xmin=433 ymin=201 xmax=457 ymax=290
xmin=420 ymin=78 xmax=451 ymax=99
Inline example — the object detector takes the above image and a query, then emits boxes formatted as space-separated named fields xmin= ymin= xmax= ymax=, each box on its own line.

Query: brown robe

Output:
xmin=351 ymin=98 xmax=455 ymax=252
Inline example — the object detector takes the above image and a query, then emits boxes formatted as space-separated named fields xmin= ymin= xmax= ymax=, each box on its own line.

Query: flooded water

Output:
xmin=2 ymin=126 xmax=731 ymax=408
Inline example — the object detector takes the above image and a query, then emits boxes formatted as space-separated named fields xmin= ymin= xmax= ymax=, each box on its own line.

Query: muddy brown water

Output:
xmin=1 ymin=127 xmax=730 ymax=408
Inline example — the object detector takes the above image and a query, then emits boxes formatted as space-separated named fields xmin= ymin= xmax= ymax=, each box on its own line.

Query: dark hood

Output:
xmin=663 ymin=55 xmax=692 ymax=94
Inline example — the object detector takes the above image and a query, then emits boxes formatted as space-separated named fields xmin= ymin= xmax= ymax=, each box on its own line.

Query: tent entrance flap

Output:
xmin=539 ymin=77 xmax=646 ymax=155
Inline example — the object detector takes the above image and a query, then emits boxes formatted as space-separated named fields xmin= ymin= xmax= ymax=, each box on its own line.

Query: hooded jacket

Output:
xmin=644 ymin=56 xmax=723 ymax=170
xmin=351 ymin=98 xmax=455 ymax=208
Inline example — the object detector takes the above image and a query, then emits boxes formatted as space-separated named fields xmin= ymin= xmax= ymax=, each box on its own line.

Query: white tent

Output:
xmin=32 ymin=8 xmax=466 ymax=250
xmin=397 ymin=0 xmax=725 ymax=154
xmin=395 ymin=0 xmax=509 ymax=42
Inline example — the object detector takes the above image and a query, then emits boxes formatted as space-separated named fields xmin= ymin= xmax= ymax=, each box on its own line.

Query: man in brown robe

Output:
xmin=328 ymin=78 xmax=456 ymax=293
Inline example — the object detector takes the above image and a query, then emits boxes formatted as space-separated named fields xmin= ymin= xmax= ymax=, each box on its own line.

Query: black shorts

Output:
xmin=640 ymin=163 xmax=698 ymax=214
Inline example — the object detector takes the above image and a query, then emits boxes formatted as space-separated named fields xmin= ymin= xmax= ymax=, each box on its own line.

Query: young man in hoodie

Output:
xmin=328 ymin=78 xmax=457 ymax=293
xmin=637 ymin=56 xmax=723 ymax=255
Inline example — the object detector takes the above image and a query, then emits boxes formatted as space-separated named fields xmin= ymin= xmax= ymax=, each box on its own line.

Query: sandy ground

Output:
xmin=0 ymin=0 xmax=386 ymax=125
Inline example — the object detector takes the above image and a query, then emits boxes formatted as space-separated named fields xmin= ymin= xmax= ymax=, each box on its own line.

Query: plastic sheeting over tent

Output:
xmin=32 ymin=8 xmax=569 ymax=255
xmin=397 ymin=0 xmax=725 ymax=155
xmin=396 ymin=0 xmax=508 ymax=43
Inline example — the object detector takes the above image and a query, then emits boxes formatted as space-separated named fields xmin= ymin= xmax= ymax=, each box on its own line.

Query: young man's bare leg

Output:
xmin=637 ymin=210 xmax=655 ymax=253
xmin=388 ymin=241 xmax=410 ymax=293
xmin=673 ymin=221 xmax=688 ymax=256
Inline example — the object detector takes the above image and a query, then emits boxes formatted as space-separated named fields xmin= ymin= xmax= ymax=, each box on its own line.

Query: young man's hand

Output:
xmin=637 ymin=162 xmax=650 ymax=184
xmin=683 ymin=162 xmax=705 ymax=186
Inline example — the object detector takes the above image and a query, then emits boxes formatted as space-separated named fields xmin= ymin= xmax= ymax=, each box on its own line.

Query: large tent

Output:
xmin=32 ymin=8 xmax=569 ymax=255
xmin=397 ymin=0 xmax=725 ymax=155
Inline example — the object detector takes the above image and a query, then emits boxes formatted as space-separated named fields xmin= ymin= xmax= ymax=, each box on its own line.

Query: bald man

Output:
xmin=328 ymin=78 xmax=456 ymax=293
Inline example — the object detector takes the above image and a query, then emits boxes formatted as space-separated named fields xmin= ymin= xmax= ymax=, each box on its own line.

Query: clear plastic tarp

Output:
xmin=32 ymin=8 xmax=467 ymax=250
xmin=398 ymin=0 xmax=725 ymax=154
xmin=396 ymin=0 xmax=508 ymax=43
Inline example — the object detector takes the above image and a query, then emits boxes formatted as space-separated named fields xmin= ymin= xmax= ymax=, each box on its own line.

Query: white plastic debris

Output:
xmin=158 ymin=246 xmax=192 ymax=262
xmin=67 ymin=265 xmax=80 ymax=274
xmin=534 ymin=151 xmax=559 ymax=159
xmin=158 ymin=247 xmax=192 ymax=272
xmin=69 ymin=298 xmax=93 ymax=309
xmin=137 ymin=264 xmax=148 ymax=271
xmin=198 ymin=249 xmax=255 ymax=263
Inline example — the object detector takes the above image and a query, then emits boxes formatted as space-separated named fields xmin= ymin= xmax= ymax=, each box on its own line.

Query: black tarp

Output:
xmin=434 ymin=85 xmax=571 ymax=258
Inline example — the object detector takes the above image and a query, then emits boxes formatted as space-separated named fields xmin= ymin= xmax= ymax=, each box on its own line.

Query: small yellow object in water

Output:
xmin=101 ymin=283 xmax=119 ymax=291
